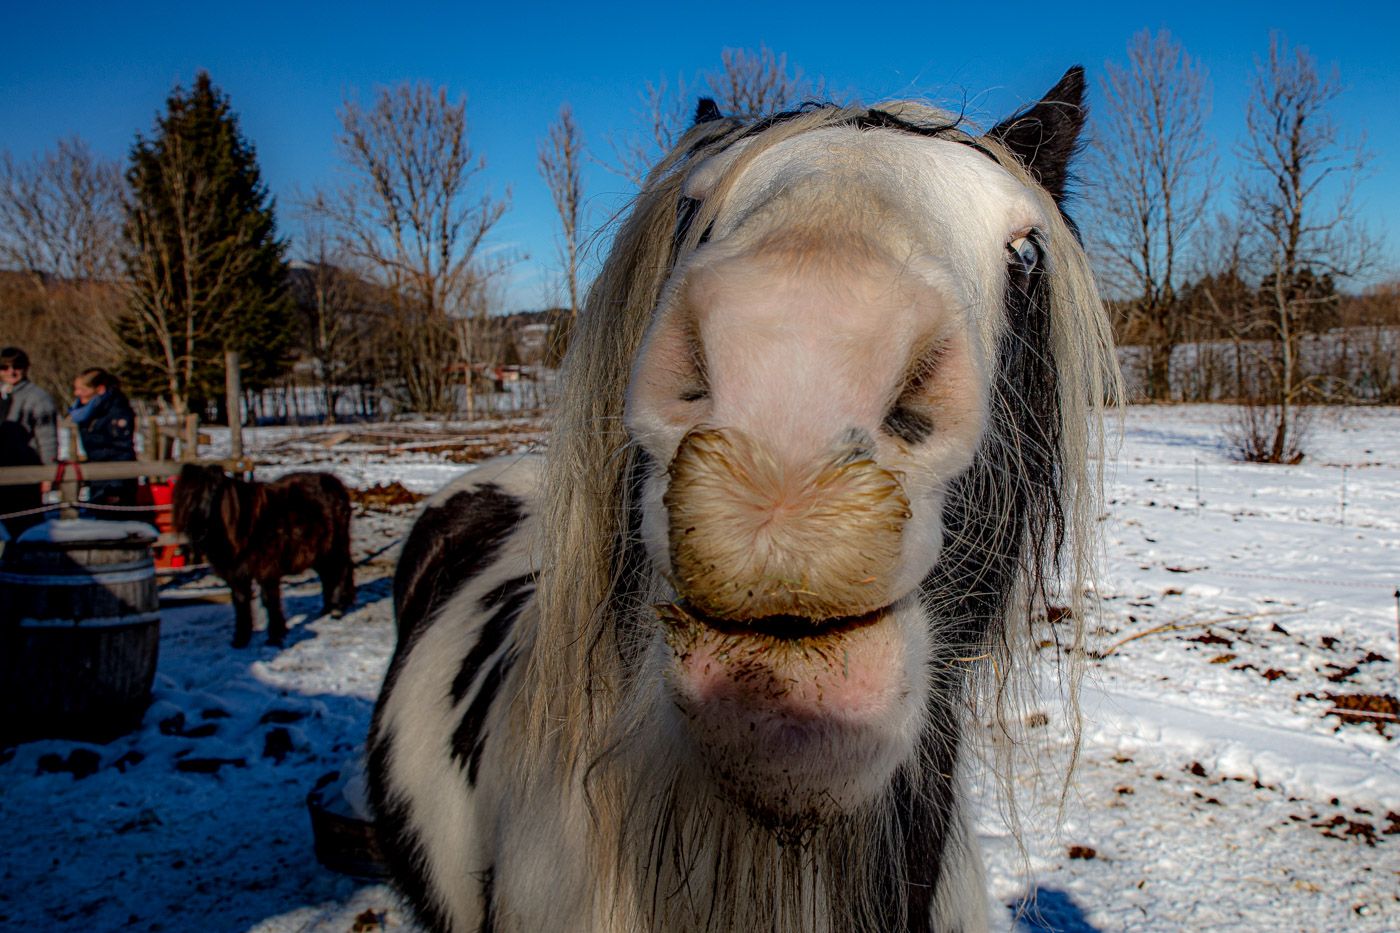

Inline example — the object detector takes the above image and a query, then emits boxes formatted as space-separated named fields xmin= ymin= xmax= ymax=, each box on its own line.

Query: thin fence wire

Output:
xmin=0 ymin=501 xmax=171 ymax=522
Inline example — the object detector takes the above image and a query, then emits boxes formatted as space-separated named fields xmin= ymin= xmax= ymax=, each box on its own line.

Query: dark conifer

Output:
xmin=119 ymin=72 xmax=294 ymax=418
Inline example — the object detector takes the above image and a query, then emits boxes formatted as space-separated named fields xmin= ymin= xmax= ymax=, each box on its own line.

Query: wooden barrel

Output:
xmin=0 ymin=522 xmax=160 ymax=744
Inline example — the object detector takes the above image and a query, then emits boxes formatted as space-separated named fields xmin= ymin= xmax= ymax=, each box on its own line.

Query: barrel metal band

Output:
xmin=15 ymin=611 xmax=161 ymax=629
xmin=0 ymin=565 xmax=156 ymax=586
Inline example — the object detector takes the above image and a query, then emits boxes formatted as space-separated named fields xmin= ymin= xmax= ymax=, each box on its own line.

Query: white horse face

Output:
xmin=623 ymin=125 xmax=1061 ymax=819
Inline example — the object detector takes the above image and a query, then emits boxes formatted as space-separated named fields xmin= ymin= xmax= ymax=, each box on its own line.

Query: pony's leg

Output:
xmin=316 ymin=554 xmax=355 ymax=617
xmin=230 ymin=580 xmax=254 ymax=649
xmin=260 ymin=576 xmax=287 ymax=646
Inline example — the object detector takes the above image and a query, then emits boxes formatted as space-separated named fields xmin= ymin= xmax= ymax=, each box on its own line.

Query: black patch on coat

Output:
xmin=855 ymin=108 xmax=964 ymax=139
xmin=929 ymin=247 xmax=1059 ymax=647
xmin=368 ymin=482 xmax=525 ymax=933
xmin=986 ymin=66 xmax=1087 ymax=203
xmin=892 ymin=721 xmax=963 ymax=932
xmin=393 ymin=484 xmax=524 ymax=651
xmin=604 ymin=450 xmax=658 ymax=671
xmin=451 ymin=650 xmax=516 ymax=785
xmin=674 ymin=195 xmax=703 ymax=248
xmin=449 ymin=575 xmax=534 ymax=705
xmin=899 ymin=245 xmax=1057 ymax=928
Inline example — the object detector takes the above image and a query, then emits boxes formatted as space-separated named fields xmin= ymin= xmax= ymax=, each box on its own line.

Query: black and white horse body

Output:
xmin=372 ymin=457 xmax=545 ymax=927
xmin=371 ymin=69 xmax=1114 ymax=933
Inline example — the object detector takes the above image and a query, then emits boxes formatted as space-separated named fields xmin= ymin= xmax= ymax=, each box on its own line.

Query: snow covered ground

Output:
xmin=2 ymin=405 xmax=1397 ymax=932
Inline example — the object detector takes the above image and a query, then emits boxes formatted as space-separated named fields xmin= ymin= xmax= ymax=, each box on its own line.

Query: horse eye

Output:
xmin=1009 ymin=236 xmax=1039 ymax=271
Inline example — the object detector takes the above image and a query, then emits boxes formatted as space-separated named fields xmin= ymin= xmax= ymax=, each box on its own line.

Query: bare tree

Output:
xmin=307 ymin=81 xmax=510 ymax=415
xmin=704 ymin=45 xmax=817 ymax=117
xmin=538 ymin=103 xmax=586 ymax=323
xmin=0 ymin=137 xmax=127 ymax=399
xmin=607 ymin=45 xmax=817 ymax=187
xmin=0 ymin=136 xmax=124 ymax=283
xmin=608 ymin=73 xmax=695 ymax=189
xmin=1088 ymin=29 xmax=1216 ymax=401
xmin=288 ymin=212 xmax=374 ymax=422
xmin=1230 ymin=32 xmax=1377 ymax=462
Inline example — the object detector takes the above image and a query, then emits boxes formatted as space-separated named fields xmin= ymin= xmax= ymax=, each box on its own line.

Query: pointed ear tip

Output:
xmin=694 ymin=98 xmax=723 ymax=124
xmin=1056 ymin=65 xmax=1087 ymax=99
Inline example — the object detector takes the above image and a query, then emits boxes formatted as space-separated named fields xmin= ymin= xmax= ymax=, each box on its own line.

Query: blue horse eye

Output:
xmin=1009 ymin=236 xmax=1039 ymax=271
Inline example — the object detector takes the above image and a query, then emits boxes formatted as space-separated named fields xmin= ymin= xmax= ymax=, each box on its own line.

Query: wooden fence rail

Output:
xmin=0 ymin=459 xmax=256 ymax=522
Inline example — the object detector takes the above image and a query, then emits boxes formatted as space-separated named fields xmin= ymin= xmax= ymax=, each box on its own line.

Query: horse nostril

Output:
xmin=882 ymin=406 xmax=935 ymax=445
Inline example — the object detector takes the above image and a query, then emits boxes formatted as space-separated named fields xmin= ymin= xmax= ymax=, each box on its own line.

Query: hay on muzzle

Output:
xmin=664 ymin=427 xmax=912 ymax=621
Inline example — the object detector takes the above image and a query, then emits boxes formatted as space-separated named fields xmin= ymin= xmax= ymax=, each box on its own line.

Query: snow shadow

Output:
xmin=1012 ymin=886 xmax=1103 ymax=932
xmin=1123 ymin=425 xmax=1231 ymax=457
xmin=0 ymin=597 xmax=398 ymax=932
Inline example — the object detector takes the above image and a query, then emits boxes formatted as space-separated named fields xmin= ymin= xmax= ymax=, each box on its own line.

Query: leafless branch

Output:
xmin=0 ymin=136 xmax=124 ymax=284
xmin=1086 ymin=29 xmax=1216 ymax=400
xmin=539 ymin=103 xmax=586 ymax=319
xmin=304 ymin=82 xmax=513 ymax=414
xmin=603 ymin=44 xmax=818 ymax=187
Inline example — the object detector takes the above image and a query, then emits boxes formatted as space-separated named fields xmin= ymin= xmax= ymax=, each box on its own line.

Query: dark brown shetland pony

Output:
xmin=172 ymin=464 xmax=356 ymax=647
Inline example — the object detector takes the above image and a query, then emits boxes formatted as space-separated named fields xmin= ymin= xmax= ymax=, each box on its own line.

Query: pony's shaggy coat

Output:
xmin=370 ymin=67 xmax=1118 ymax=933
xmin=171 ymin=464 xmax=355 ymax=647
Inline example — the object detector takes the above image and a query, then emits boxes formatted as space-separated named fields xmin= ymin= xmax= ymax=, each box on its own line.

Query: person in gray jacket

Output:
xmin=0 ymin=346 xmax=58 ymax=535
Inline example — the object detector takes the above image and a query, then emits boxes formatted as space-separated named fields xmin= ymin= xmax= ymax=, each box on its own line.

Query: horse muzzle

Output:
xmin=664 ymin=427 xmax=912 ymax=622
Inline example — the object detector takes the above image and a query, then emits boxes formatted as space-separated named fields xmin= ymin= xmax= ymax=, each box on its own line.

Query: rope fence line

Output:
xmin=0 ymin=501 xmax=173 ymax=522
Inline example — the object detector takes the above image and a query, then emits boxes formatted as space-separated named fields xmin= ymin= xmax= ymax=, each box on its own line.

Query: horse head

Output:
xmin=541 ymin=68 xmax=1114 ymax=830
xmin=172 ymin=463 xmax=242 ymax=563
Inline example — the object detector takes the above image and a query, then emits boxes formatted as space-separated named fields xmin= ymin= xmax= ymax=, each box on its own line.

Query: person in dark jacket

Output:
xmin=70 ymin=368 xmax=138 ymax=516
xmin=0 ymin=346 xmax=58 ymax=535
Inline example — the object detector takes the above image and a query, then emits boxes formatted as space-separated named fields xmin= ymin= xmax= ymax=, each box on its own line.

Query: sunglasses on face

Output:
xmin=0 ymin=365 xmax=17 ymax=372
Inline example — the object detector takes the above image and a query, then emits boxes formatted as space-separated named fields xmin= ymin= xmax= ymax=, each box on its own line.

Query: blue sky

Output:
xmin=2 ymin=1 xmax=1395 ymax=311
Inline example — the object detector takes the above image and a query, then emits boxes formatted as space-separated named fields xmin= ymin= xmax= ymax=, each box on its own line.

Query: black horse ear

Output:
xmin=694 ymin=98 xmax=723 ymax=125
xmin=986 ymin=66 xmax=1087 ymax=202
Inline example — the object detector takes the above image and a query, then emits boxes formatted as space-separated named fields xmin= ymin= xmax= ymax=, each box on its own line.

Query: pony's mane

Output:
xmin=524 ymin=101 xmax=1120 ymax=793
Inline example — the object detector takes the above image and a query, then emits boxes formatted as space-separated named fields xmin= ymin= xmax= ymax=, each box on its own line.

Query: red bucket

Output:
xmin=138 ymin=480 xmax=184 ymax=568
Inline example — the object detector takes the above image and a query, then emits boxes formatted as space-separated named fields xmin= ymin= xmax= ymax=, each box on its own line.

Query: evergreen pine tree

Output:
xmin=119 ymin=72 xmax=294 ymax=418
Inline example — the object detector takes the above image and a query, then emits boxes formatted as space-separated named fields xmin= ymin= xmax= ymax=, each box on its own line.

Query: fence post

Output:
xmin=54 ymin=463 xmax=78 ymax=519
xmin=226 ymin=350 xmax=243 ymax=460
xmin=1340 ymin=465 xmax=1348 ymax=527
xmin=181 ymin=414 xmax=198 ymax=461
xmin=145 ymin=418 xmax=160 ymax=462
